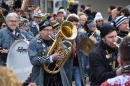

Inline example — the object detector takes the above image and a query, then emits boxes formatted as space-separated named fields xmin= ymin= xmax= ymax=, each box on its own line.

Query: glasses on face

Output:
xmin=43 ymin=29 xmax=53 ymax=32
xmin=40 ymin=20 xmax=52 ymax=28
xmin=8 ymin=20 xmax=18 ymax=23
xmin=97 ymin=20 xmax=103 ymax=23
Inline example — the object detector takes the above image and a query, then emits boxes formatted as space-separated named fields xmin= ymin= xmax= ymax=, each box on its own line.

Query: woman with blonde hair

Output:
xmin=0 ymin=66 xmax=22 ymax=86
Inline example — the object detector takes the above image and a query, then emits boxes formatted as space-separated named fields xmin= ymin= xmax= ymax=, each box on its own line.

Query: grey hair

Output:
xmin=5 ymin=12 xmax=19 ymax=21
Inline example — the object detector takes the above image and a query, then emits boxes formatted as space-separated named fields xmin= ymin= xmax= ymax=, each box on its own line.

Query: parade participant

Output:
xmin=87 ymin=20 xmax=101 ymax=46
xmin=101 ymin=36 xmax=130 ymax=86
xmin=0 ymin=13 xmax=33 ymax=65
xmin=56 ymin=11 xmax=64 ymax=24
xmin=112 ymin=16 xmax=129 ymax=38
xmin=107 ymin=5 xmax=116 ymax=22
xmin=19 ymin=18 xmax=34 ymax=37
xmin=88 ymin=24 xmax=122 ymax=86
xmin=46 ymin=15 xmax=55 ymax=24
xmin=29 ymin=10 xmax=42 ymax=36
xmin=14 ymin=8 xmax=23 ymax=20
xmin=85 ymin=5 xmax=91 ymax=11
xmin=28 ymin=20 xmax=71 ymax=86
xmin=78 ymin=14 xmax=89 ymax=77
xmin=52 ymin=22 xmax=60 ymax=38
xmin=94 ymin=12 xmax=104 ymax=31
xmin=78 ymin=14 xmax=87 ymax=29
xmin=80 ymin=5 xmax=85 ymax=12
xmin=0 ymin=22 xmax=6 ymax=29
xmin=67 ymin=14 xmax=86 ymax=86
xmin=0 ymin=66 xmax=22 ymax=86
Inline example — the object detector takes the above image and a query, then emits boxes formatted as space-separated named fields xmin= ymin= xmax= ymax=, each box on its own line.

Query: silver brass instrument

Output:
xmin=44 ymin=21 xmax=77 ymax=74
xmin=113 ymin=36 xmax=123 ymax=48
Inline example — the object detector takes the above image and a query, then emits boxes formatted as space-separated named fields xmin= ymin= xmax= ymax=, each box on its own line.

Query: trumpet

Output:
xmin=117 ymin=36 xmax=123 ymax=40
xmin=113 ymin=36 xmax=123 ymax=48
xmin=113 ymin=42 xmax=119 ymax=48
xmin=127 ymin=27 xmax=130 ymax=30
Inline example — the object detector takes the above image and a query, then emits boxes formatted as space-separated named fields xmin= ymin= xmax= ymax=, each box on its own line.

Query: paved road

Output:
xmin=72 ymin=77 xmax=90 ymax=86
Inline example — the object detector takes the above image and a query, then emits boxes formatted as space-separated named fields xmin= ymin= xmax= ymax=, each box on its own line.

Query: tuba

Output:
xmin=44 ymin=21 xmax=77 ymax=74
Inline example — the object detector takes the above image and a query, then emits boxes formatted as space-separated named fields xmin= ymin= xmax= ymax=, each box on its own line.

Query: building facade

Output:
xmin=18 ymin=0 xmax=129 ymax=18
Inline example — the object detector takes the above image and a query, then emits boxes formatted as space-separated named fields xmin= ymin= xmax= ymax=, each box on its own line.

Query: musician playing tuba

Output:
xmin=28 ymin=19 xmax=76 ymax=86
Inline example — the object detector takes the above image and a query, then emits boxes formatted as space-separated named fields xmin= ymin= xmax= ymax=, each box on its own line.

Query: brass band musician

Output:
xmin=88 ymin=24 xmax=122 ymax=86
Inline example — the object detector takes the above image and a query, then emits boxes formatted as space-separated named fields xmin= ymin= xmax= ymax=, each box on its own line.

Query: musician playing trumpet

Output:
xmin=88 ymin=24 xmax=122 ymax=86
xmin=112 ymin=16 xmax=129 ymax=38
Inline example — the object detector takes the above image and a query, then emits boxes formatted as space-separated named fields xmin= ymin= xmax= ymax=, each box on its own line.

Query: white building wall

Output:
xmin=78 ymin=0 xmax=130 ymax=18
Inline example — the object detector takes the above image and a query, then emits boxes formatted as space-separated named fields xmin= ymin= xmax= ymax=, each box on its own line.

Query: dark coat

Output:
xmin=88 ymin=45 xmax=117 ymax=86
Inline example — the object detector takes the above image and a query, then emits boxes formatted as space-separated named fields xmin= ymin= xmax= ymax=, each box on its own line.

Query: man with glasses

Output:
xmin=29 ymin=10 xmax=42 ymax=37
xmin=28 ymin=19 xmax=71 ymax=86
xmin=0 ymin=12 xmax=33 ymax=65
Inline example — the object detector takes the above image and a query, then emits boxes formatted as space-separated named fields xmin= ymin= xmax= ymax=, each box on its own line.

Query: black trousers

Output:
xmin=44 ymin=72 xmax=63 ymax=86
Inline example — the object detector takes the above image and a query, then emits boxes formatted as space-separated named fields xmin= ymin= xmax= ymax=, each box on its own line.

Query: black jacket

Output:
xmin=88 ymin=45 xmax=117 ymax=86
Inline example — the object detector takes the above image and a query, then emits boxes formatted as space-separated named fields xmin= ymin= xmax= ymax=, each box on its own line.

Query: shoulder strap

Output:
xmin=7 ymin=28 xmax=18 ymax=40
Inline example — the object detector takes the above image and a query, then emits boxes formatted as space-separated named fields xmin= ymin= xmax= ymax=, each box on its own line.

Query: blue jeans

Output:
xmin=82 ymin=54 xmax=89 ymax=75
xmin=73 ymin=66 xmax=82 ymax=86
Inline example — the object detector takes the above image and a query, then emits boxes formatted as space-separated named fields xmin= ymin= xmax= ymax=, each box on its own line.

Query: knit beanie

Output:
xmin=39 ymin=20 xmax=53 ymax=31
xmin=94 ymin=12 xmax=103 ymax=21
xmin=100 ymin=23 xmax=116 ymax=38
xmin=87 ymin=20 xmax=96 ymax=29
xmin=112 ymin=16 xmax=129 ymax=27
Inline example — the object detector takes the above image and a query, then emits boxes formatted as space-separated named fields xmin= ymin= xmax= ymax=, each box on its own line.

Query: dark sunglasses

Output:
xmin=40 ymin=20 xmax=52 ymax=28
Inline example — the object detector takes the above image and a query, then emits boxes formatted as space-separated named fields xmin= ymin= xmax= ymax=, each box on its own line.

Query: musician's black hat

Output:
xmin=100 ymin=23 xmax=116 ymax=38
xmin=39 ymin=20 xmax=53 ymax=31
